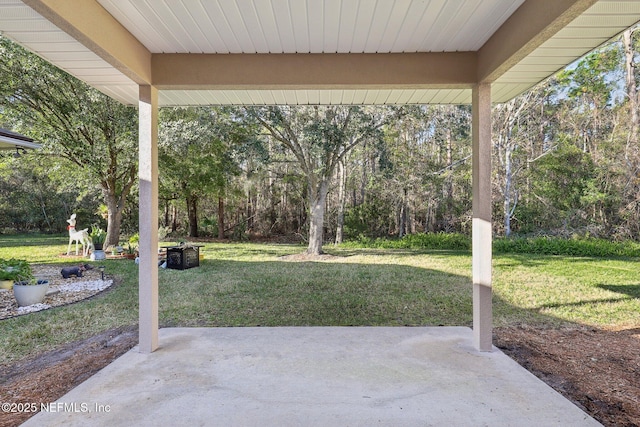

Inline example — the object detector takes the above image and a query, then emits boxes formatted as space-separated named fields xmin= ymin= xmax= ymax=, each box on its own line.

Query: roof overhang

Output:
xmin=1 ymin=0 xmax=639 ymax=105
xmin=0 ymin=128 xmax=40 ymax=150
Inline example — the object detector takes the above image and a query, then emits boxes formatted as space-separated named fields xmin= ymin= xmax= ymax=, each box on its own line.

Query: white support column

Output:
xmin=138 ymin=85 xmax=159 ymax=353
xmin=472 ymin=83 xmax=493 ymax=352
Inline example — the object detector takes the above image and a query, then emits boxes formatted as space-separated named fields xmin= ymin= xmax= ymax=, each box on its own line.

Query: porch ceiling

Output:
xmin=1 ymin=0 xmax=639 ymax=106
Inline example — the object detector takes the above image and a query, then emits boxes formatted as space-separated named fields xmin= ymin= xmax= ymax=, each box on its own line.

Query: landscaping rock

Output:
xmin=0 ymin=265 xmax=113 ymax=320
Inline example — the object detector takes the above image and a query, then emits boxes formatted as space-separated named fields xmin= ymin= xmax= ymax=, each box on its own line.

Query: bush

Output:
xmin=344 ymin=233 xmax=640 ymax=258
xmin=343 ymin=232 xmax=471 ymax=251
xmin=344 ymin=202 xmax=393 ymax=238
xmin=0 ymin=258 xmax=33 ymax=282
xmin=493 ymin=236 xmax=640 ymax=258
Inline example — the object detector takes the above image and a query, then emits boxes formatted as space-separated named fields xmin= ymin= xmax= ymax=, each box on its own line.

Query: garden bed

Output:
xmin=0 ymin=265 xmax=113 ymax=320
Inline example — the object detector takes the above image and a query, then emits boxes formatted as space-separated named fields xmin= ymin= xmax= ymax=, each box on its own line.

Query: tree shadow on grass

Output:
xmin=326 ymin=248 xmax=471 ymax=258
xmin=597 ymin=283 xmax=640 ymax=299
xmin=159 ymin=258 xmax=477 ymax=328
xmin=493 ymin=253 xmax=549 ymax=268
xmin=537 ymin=296 xmax=635 ymax=310
xmin=0 ymin=234 xmax=67 ymax=248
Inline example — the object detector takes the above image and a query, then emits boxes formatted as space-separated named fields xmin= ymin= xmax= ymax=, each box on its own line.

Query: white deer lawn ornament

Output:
xmin=66 ymin=213 xmax=91 ymax=257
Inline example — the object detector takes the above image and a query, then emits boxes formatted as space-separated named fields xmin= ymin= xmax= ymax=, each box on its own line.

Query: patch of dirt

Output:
xmin=0 ymin=325 xmax=138 ymax=427
xmin=494 ymin=325 xmax=640 ymax=427
xmin=279 ymin=253 xmax=342 ymax=261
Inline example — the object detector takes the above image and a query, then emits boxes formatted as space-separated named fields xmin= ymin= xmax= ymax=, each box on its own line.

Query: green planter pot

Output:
xmin=0 ymin=280 xmax=12 ymax=290
xmin=13 ymin=280 xmax=49 ymax=307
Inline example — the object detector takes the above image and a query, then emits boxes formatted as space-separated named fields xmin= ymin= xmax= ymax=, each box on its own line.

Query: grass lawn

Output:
xmin=1 ymin=234 xmax=639 ymax=364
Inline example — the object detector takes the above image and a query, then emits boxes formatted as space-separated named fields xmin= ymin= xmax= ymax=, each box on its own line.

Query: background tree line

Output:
xmin=1 ymin=27 xmax=639 ymax=248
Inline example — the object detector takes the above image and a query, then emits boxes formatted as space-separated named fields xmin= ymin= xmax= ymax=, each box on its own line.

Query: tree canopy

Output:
xmin=0 ymin=36 xmax=138 ymax=246
xmin=248 ymin=105 xmax=388 ymax=254
xmin=1 ymin=27 xmax=640 ymax=246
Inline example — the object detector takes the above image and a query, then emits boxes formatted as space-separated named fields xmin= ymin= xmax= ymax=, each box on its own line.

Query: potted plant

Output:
xmin=90 ymin=225 xmax=107 ymax=260
xmin=0 ymin=258 xmax=30 ymax=290
xmin=124 ymin=233 xmax=139 ymax=259
xmin=123 ymin=244 xmax=136 ymax=259
xmin=9 ymin=260 xmax=50 ymax=307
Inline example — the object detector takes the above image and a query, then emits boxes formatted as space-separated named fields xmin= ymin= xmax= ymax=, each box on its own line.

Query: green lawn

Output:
xmin=1 ymin=234 xmax=638 ymax=364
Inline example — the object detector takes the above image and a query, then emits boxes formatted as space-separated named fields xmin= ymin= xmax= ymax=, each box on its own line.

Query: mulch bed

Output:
xmin=494 ymin=325 xmax=640 ymax=427
xmin=0 ymin=326 xmax=138 ymax=427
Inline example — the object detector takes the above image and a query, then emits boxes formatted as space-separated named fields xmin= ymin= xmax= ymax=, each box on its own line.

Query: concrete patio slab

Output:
xmin=23 ymin=327 xmax=600 ymax=426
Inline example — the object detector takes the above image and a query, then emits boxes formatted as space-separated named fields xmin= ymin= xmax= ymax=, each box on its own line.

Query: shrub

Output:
xmin=343 ymin=232 xmax=471 ymax=251
xmin=344 ymin=202 xmax=393 ymax=239
xmin=0 ymin=258 xmax=33 ymax=282
xmin=344 ymin=233 xmax=640 ymax=258
xmin=493 ymin=236 xmax=640 ymax=258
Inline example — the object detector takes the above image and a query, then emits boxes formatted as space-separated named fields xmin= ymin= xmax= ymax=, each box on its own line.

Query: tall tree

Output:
xmin=248 ymin=106 xmax=387 ymax=255
xmin=622 ymin=28 xmax=640 ymax=150
xmin=555 ymin=46 xmax=619 ymax=155
xmin=334 ymin=157 xmax=347 ymax=244
xmin=0 ymin=36 xmax=137 ymax=247
xmin=527 ymin=142 xmax=599 ymax=230
xmin=492 ymin=88 xmax=546 ymax=236
xmin=619 ymin=27 xmax=640 ymax=238
xmin=159 ymin=106 xmax=251 ymax=238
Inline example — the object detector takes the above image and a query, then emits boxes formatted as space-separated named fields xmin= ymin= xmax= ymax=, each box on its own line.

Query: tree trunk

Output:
xmin=100 ymin=163 xmax=137 ymax=249
xmin=307 ymin=181 xmax=329 ymax=255
xmin=217 ymin=196 xmax=225 ymax=239
xmin=187 ymin=194 xmax=199 ymax=237
xmin=623 ymin=29 xmax=639 ymax=154
xmin=171 ymin=204 xmax=178 ymax=233
xmin=335 ymin=160 xmax=346 ymax=245
xmin=360 ymin=140 xmax=367 ymax=205
xmin=426 ymin=199 xmax=435 ymax=232
xmin=398 ymin=187 xmax=408 ymax=238
xmin=103 ymin=190 xmax=124 ymax=249
xmin=246 ymin=189 xmax=253 ymax=231
xmin=445 ymin=128 xmax=453 ymax=208
xmin=105 ymin=205 xmax=123 ymax=248
xmin=504 ymin=145 xmax=514 ymax=237
xmin=299 ymin=184 xmax=307 ymax=234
